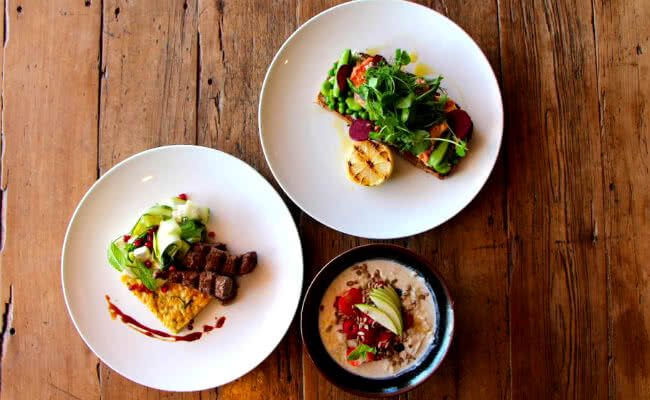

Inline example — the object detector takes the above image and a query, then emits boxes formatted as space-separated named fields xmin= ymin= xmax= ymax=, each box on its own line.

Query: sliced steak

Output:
xmin=205 ymin=248 xmax=226 ymax=272
xmin=214 ymin=275 xmax=235 ymax=300
xmin=198 ymin=272 xmax=216 ymax=296
xmin=181 ymin=271 xmax=200 ymax=287
xmin=221 ymin=255 xmax=240 ymax=276
xmin=167 ymin=271 xmax=184 ymax=283
xmin=183 ymin=243 xmax=211 ymax=269
xmin=239 ymin=252 xmax=258 ymax=274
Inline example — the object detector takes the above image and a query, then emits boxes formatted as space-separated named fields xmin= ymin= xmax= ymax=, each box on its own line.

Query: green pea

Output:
xmin=328 ymin=68 xmax=336 ymax=77
xmin=345 ymin=97 xmax=363 ymax=111
xmin=337 ymin=103 xmax=345 ymax=114
xmin=332 ymin=85 xmax=341 ymax=98
xmin=320 ymin=80 xmax=332 ymax=97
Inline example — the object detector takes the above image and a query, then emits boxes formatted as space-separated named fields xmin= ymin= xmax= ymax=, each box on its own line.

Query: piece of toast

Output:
xmin=316 ymin=92 xmax=454 ymax=179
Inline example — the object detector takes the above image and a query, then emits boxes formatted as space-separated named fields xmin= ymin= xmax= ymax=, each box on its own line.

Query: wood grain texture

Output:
xmin=196 ymin=1 xmax=302 ymax=398
xmin=1 ymin=0 xmax=648 ymax=398
xmin=0 ymin=1 xmax=101 ymax=399
xmin=499 ymin=0 xmax=608 ymax=398
xmin=594 ymin=0 xmax=650 ymax=397
xmin=96 ymin=1 xmax=215 ymax=398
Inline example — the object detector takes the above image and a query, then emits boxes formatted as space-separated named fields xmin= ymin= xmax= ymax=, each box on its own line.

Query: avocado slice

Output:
xmin=355 ymin=304 xmax=402 ymax=335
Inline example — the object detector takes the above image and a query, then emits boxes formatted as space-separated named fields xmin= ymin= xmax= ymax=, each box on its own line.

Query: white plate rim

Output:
xmin=60 ymin=144 xmax=304 ymax=391
xmin=258 ymin=0 xmax=504 ymax=239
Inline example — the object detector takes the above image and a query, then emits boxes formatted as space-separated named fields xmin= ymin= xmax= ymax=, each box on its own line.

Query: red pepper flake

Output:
xmin=123 ymin=234 xmax=131 ymax=242
xmin=177 ymin=193 xmax=188 ymax=201
xmin=161 ymin=285 xmax=168 ymax=293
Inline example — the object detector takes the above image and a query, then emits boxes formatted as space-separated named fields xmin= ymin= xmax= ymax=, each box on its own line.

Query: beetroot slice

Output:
xmin=447 ymin=109 xmax=473 ymax=140
xmin=349 ymin=119 xmax=373 ymax=141
xmin=336 ymin=64 xmax=353 ymax=96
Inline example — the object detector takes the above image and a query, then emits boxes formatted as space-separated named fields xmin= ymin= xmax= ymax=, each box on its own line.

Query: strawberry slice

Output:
xmin=359 ymin=327 xmax=378 ymax=346
xmin=342 ymin=319 xmax=359 ymax=339
xmin=377 ymin=330 xmax=395 ymax=349
xmin=336 ymin=288 xmax=363 ymax=316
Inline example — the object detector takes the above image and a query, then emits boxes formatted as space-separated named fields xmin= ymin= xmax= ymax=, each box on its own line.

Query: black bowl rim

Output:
xmin=300 ymin=243 xmax=455 ymax=397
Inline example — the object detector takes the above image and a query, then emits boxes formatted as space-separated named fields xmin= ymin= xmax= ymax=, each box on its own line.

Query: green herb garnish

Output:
xmin=352 ymin=48 xmax=467 ymax=161
xmin=347 ymin=344 xmax=377 ymax=361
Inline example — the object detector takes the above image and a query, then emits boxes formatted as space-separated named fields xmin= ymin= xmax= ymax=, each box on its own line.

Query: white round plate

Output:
xmin=62 ymin=146 xmax=303 ymax=391
xmin=259 ymin=0 xmax=503 ymax=239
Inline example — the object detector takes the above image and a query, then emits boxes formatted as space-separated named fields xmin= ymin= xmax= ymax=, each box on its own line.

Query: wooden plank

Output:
xmin=97 ymin=1 xmax=215 ymax=398
xmin=98 ymin=0 xmax=197 ymax=174
xmin=499 ymin=0 xmax=608 ymax=398
xmin=196 ymin=1 xmax=302 ymax=399
xmin=407 ymin=0 xmax=508 ymax=399
xmin=297 ymin=1 xmax=507 ymax=400
xmin=594 ymin=0 xmax=650 ymax=397
xmin=0 ymin=1 xmax=101 ymax=399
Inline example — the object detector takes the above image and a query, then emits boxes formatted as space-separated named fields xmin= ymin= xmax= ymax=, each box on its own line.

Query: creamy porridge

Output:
xmin=318 ymin=258 xmax=436 ymax=378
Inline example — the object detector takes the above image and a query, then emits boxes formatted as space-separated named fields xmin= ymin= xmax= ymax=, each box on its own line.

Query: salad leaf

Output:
xmin=179 ymin=219 xmax=206 ymax=244
xmin=394 ymin=48 xmax=411 ymax=67
xmin=160 ymin=241 xmax=190 ymax=268
xmin=107 ymin=240 xmax=128 ymax=272
xmin=347 ymin=344 xmax=377 ymax=361
xmin=127 ymin=260 xmax=158 ymax=291
xmin=352 ymin=50 xmax=450 ymax=156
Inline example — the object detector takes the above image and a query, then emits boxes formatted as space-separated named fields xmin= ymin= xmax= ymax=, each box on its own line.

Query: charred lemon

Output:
xmin=346 ymin=141 xmax=393 ymax=186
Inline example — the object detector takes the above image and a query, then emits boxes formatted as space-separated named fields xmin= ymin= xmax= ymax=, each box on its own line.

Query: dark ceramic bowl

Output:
xmin=300 ymin=244 xmax=455 ymax=397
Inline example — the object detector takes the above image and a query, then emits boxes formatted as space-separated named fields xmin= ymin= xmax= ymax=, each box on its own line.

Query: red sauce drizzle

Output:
xmin=105 ymin=295 xmax=227 ymax=342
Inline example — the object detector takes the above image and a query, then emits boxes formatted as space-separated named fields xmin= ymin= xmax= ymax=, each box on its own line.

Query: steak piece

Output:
xmin=183 ymin=243 xmax=211 ymax=269
xmin=198 ymin=272 xmax=216 ymax=296
xmin=239 ymin=252 xmax=257 ymax=274
xmin=214 ymin=275 xmax=235 ymax=300
xmin=181 ymin=271 xmax=200 ymax=287
xmin=167 ymin=271 xmax=183 ymax=283
xmin=221 ymin=255 xmax=240 ymax=276
xmin=205 ymin=248 xmax=226 ymax=272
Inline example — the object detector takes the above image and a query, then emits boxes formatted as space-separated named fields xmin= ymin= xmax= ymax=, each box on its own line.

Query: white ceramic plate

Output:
xmin=259 ymin=0 xmax=503 ymax=239
xmin=62 ymin=146 xmax=303 ymax=391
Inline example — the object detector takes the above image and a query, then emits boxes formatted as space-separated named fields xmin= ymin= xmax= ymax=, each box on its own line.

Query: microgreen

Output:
xmin=352 ymin=48 xmax=454 ymax=157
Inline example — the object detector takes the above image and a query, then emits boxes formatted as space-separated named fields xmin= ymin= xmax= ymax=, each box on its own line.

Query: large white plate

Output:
xmin=62 ymin=146 xmax=303 ymax=391
xmin=259 ymin=0 xmax=503 ymax=239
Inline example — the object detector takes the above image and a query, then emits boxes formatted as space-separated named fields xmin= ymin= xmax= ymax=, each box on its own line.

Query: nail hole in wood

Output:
xmin=609 ymin=183 xmax=615 ymax=191
xmin=114 ymin=7 xmax=120 ymax=17
xmin=85 ymin=0 xmax=91 ymax=6
xmin=183 ymin=2 xmax=188 ymax=10
xmin=207 ymin=78 xmax=213 ymax=85
xmin=9 ymin=328 xmax=15 ymax=335
xmin=16 ymin=5 xmax=22 ymax=13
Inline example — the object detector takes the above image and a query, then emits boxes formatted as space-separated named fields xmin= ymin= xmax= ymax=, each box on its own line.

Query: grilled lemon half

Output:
xmin=346 ymin=140 xmax=393 ymax=186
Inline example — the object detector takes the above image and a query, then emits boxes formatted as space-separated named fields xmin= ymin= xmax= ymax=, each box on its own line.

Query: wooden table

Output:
xmin=0 ymin=0 xmax=647 ymax=398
